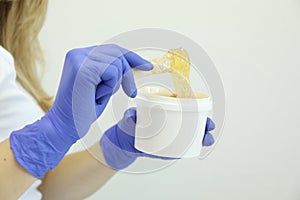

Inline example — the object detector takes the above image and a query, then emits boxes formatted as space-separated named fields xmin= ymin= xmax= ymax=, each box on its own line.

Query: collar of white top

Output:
xmin=0 ymin=45 xmax=14 ymax=66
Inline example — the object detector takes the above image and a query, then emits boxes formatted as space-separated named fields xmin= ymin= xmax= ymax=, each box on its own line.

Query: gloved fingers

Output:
xmin=94 ymin=54 xmax=123 ymax=81
xmin=87 ymin=44 xmax=153 ymax=71
xmin=103 ymin=56 xmax=125 ymax=95
xmin=85 ymin=49 xmax=123 ymax=84
xmin=140 ymin=151 xmax=180 ymax=160
xmin=120 ymin=56 xmax=137 ymax=98
xmin=117 ymin=107 xmax=137 ymax=136
xmin=96 ymin=84 xmax=115 ymax=104
xmin=121 ymin=49 xmax=153 ymax=71
xmin=202 ymin=132 xmax=215 ymax=146
xmin=94 ymin=44 xmax=152 ymax=70
xmin=99 ymin=64 xmax=121 ymax=94
xmin=123 ymin=107 xmax=137 ymax=123
xmin=99 ymin=44 xmax=152 ymax=70
xmin=95 ymin=76 xmax=122 ymax=103
xmin=206 ymin=117 xmax=215 ymax=131
xmin=121 ymin=69 xmax=137 ymax=98
xmin=94 ymin=44 xmax=125 ymax=59
xmin=95 ymin=95 xmax=111 ymax=116
xmin=96 ymin=51 xmax=138 ymax=98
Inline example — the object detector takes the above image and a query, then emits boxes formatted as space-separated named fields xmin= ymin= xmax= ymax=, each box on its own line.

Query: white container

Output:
xmin=134 ymin=86 xmax=212 ymax=158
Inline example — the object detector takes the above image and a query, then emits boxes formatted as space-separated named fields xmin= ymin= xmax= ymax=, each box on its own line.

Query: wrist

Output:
xmin=9 ymin=115 xmax=77 ymax=178
xmin=88 ymin=143 xmax=118 ymax=173
xmin=41 ymin=113 xmax=78 ymax=151
xmin=44 ymin=110 xmax=79 ymax=148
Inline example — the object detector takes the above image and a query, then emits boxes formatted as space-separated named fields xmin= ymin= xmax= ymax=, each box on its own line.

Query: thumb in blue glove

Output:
xmin=100 ymin=108 xmax=215 ymax=171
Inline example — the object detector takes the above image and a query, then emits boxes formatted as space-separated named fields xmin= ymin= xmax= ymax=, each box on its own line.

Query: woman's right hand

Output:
xmin=10 ymin=44 xmax=153 ymax=178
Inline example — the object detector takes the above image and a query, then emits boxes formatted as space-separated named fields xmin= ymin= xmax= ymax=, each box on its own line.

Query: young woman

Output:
xmin=0 ymin=0 xmax=215 ymax=199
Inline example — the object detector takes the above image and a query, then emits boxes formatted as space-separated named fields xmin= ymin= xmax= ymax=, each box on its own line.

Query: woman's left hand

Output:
xmin=100 ymin=108 xmax=215 ymax=170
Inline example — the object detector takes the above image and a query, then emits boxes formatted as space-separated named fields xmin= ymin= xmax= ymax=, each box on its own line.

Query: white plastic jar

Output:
xmin=134 ymin=86 xmax=212 ymax=158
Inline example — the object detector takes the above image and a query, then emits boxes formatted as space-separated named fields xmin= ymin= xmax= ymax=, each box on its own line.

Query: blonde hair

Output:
xmin=0 ymin=0 xmax=52 ymax=112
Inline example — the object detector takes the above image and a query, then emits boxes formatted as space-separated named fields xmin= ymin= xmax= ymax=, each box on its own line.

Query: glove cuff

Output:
xmin=9 ymin=115 xmax=77 ymax=179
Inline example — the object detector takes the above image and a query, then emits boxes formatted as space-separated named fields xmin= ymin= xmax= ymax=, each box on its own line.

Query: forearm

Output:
xmin=38 ymin=143 xmax=116 ymax=200
xmin=0 ymin=139 xmax=37 ymax=199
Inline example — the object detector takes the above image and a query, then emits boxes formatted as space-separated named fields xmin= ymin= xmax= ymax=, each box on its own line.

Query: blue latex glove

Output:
xmin=100 ymin=108 xmax=215 ymax=170
xmin=10 ymin=44 xmax=153 ymax=178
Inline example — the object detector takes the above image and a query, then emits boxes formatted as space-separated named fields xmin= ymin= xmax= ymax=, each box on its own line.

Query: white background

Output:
xmin=39 ymin=0 xmax=300 ymax=199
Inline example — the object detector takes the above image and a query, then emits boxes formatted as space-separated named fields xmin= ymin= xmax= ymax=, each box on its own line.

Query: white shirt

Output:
xmin=0 ymin=45 xmax=43 ymax=200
